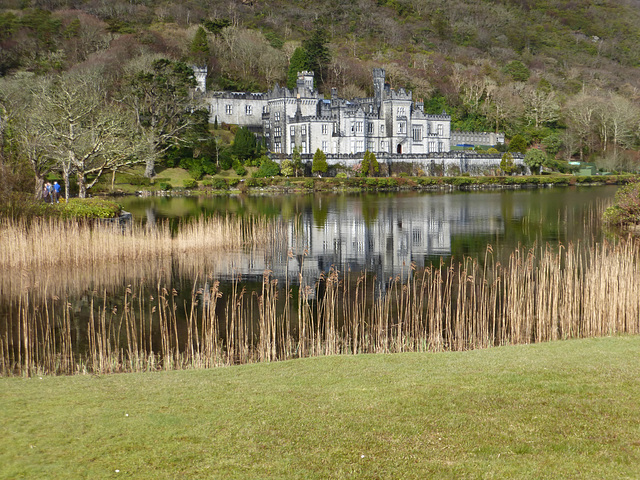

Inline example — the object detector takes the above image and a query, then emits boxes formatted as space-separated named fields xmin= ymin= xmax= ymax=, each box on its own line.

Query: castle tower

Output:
xmin=296 ymin=71 xmax=315 ymax=95
xmin=373 ymin=68 xmax=385 ymax=106
xmin=192 ymin=66 xmax=207 ymax=93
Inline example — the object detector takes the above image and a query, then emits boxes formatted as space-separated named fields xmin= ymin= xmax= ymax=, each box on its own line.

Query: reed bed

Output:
xmin=0 ymin=215 xmax=288 ymax=269
xmin=2 ymin=238 xmax=640 ymax=376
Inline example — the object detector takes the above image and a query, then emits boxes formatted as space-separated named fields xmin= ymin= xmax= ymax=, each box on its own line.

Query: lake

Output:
xmin=0 ymin=185 xmax=621 ymax=374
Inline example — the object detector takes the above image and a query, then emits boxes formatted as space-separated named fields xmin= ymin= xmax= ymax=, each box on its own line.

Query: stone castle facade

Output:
xmin=198 ymin=68 xmax=452 ymax=156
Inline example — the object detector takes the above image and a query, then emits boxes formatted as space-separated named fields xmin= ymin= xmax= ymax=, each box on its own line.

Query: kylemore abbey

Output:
xmin=195 ymin=67 xmax=516 ymax=172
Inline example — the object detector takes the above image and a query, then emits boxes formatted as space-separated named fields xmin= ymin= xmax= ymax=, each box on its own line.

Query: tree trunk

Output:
xmin=63 ymin=170 xmax=70 ymax=202
xmin=35 ymin=175 xmax=45 ymax=201
xmin=77 ymin=172 xmax=87 ymax=198
xmin=144 ymin=157 xmax=155 ymax=178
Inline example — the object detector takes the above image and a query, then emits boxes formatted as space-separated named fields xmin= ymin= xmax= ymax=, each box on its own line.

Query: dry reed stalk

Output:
xmin=5 ymin=237 xmax=640 ymax=377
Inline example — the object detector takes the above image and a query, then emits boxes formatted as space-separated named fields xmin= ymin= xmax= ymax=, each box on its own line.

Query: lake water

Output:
xmin=0 ymin=185 xmax=619 ymax=374
xmin=115 ymin=186 xmax=615 ymax=285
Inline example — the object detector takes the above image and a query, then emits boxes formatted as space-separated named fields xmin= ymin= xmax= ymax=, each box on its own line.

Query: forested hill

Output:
xmin=1 ymin=0 xmax=640 ymax=169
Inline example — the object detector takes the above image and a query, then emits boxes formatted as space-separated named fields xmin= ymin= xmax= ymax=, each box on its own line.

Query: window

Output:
xmin=355 ymin=121 xmax=363 ymax=133
xmin=225 ymin=104 xmax=233 ymax=115
xmin=290 ymin=126 xmax=295 ymax=136
xmin=245 ymin=105 xmax=253 ymax=115
xmin=367 ymin=122 xmax=374 ymax=134
xmin=302 ymin=141 xmax=307 ymax=154
xmin=437 ymin=124 xmax=443 ymax=136
xmin=397 ymin=107 xmax=405 ymax=116
xmin=265 ymin=121 xmax=270 ymax=129
xmin=429 ymin=141 xmax=436 ymax=152
xmin=274 ymin=142 xmax=281 ymax=153
xmin=322 ymin=124 xmax=328 ymax=135
xmin=367 ymin=141 xmax=374 ymax=151
xmin=413 ymin=127 xmax=422 ymax=142
xmin=398 ymin=122 xmax=406 ymax=134
xmin=274 ymin=127 xmax=281 ymax=137
xmin=356 ymin=140 xmax=364 ymax=152
xmin=322 ymin=141 xmax=328 ymax=151
xmin=438 ymin=141 xmax=443 ymax=152
xmin=302 ymin=125 xmax=307 ymax=135
xmin=381 ymin=141 xmax=388 ymax=151
xmin=263 ymin=105 xmax=268 ymax=113
xmin=380 ymin=124 xmax=385 ymax=134
xmin=274 ymin=112 xmax=280 ymax=121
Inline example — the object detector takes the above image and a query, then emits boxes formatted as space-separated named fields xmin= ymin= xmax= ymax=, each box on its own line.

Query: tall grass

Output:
xmin=3 ymin=238 xmax=640 ymax=376
xmin=0 ymin=215 xmax=288 ymax=269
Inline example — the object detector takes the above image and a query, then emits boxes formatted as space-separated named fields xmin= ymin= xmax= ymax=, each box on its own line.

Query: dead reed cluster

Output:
xmin=0 ymin=216 xmax=287 ymax=269
xmin=2 ymin=238 xmax=640 ymax=376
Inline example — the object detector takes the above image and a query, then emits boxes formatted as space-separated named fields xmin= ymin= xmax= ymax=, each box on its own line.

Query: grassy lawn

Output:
xmin=2 ymin=337 xmax=640 ymax=479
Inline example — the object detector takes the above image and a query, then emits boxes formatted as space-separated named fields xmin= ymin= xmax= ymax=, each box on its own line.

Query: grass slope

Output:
xmin=2 ymin=337 xmax=640 ymax=479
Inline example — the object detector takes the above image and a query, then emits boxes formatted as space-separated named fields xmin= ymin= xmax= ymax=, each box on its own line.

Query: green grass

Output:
xmin=2 ymin=336 xmax=640 ymax=479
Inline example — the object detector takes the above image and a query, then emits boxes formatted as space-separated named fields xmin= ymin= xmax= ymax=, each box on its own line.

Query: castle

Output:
xmin=198 ymin=68 xmax=452 ymax=157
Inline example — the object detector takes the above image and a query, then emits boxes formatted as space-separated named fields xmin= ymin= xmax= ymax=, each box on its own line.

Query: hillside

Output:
xmin=1 ymin=0 xmax=640 ymax=171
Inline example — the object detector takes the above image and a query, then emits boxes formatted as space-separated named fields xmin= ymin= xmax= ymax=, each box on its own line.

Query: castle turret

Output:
xmin=296 ymin=71 xmax=315 ymax=95
xmin=192 ymin=66 xmax=207 ymax=93
xmin=373 ymin=68 xmax=385 ymax=106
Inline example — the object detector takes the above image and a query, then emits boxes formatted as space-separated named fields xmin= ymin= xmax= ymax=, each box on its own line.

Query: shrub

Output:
xmin=603 ymin=180 xmax=640 ymax=226
xmin=183 ymin=179 xmax=198 ymax=189
xmin=210 ymin=178 xmax=229 ymax=190
xmin=336 ymin=172 xmax=347 ymax=178
xmin=253 ymin=156 xmax=280 ymax=178
xmin=53 ymin=198 xmax=122 ymax=219
xmin=233 ymin=159 xmax=247 ymax=176
xmin=158 ymin=182 xmax=172 ymax=190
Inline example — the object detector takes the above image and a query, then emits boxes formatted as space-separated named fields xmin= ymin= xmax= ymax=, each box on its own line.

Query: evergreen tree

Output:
xmin=500 ymin=152 xmax=516 ymax=175
xmin=302 ymin=28 xmax=330 ymax=86
xmin=190 ymin=26 xmax=210 ymax=66
xmin=287 ymin=47 xmax=308 ymax=90
xmin=232 ymin=127 xmax=258 ymax=162
xmin=291 ymin=145 xmax=303 ymax=177
xmin=312 ymin=148 xmax=328 ymax=176
xmin=524 ymin=148 xmax=546 ymax=175
xmin=508 ymin=134 xmax=528 ymax=154
xmin=366 ymin=151 xmax=379 ymax=176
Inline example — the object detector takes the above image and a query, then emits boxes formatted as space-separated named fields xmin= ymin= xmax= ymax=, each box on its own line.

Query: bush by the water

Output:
xmin=604 ymin=179 xmax=640 ymax=226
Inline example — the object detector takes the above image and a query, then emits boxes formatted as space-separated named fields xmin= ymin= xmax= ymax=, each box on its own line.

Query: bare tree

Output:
xmin=35 ymin=68 xmax=139 ymax=199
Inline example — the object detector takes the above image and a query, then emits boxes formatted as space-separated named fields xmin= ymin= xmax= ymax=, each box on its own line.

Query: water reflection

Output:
xmin=120 ymin=188 xmax=610 ymax=284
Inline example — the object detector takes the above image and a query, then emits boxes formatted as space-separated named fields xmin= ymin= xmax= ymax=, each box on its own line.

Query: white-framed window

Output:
xmin=245 ymin=105 xmax=253 ymax=115
xmin=367 ymin=141 xmax=375 ymax=151
xmin=398 ymin=107 xmax=405 ymax=116
xmin=413 ymin=127 xmax=422 ymax=142
xmin=290 ymin=125 xmax=295 ymax=136
xmin=225 ymin=104 xmax=233 ymax=115
xmin=356 ymin=140 xmax=364 ymax=152
xmin=263 ymin=105 xmax=268 ymax=113
xmin=355 ymin=121 xmax=363 ymax=133
xmin=437 ymin=124 xmax=443 ymax=136
xmin=302 ymin=125 xmax=307 ymax=135
xmin=381 ymin=141 xmax=388 ymax=151
xmin=429 ymin=141 xmax=436 ymax=152
xmin=274 ymin=112 xmax=280 ymax=121
xmin=322 ymin=141 xmax=328 ymax=151
xmin=322 ymin=124 xmax=328 ymax=135
xmin=302 ymin=141 xmax=307 ymax=154
xmin=274 ymin=126 xmax=281 ymax=137
xmin=398 ymin=122 xmax=406 ymax=134
xmin=274 ymin=142 xmax=281 ymax=153
xmin=380 ymin=124 xmax=385 ymax=134
xmin=265 ymin=121 xmax=270 ymax=129
xmin=367 ymin=122 xmax=374 ymax=134
xmin=438 ymin=141 xmax=443 ymax=152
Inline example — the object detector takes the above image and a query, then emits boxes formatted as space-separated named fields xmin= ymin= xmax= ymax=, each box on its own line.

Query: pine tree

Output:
xmin=287 ymin=47 xmax=308 ymax=90
xmin=190 ymin=26 xmax=210 ymax=66
xmin=312 ymin=148 xmax=328 ymax=176
xmin=302 ymin=28 xmax=329 ymax=86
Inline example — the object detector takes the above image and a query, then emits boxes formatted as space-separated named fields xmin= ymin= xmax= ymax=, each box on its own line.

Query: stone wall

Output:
xmin=287 ymin=152 xmax=527 ymax=176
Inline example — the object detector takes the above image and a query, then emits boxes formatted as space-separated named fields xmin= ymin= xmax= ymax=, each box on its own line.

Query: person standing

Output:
xmin=45 ymin=182 xmax=53 ymax=203
xmin=43 ymin=184 xmax=50 ymax=203
xmin=53 ymin=181 xmax=61 ymax=203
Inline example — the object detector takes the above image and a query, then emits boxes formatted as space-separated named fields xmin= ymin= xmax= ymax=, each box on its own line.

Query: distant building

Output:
xmin=199 ymin=68 xmax=451 ymax=156
xmin=450 ymin=131 xmax=505 ymax=149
